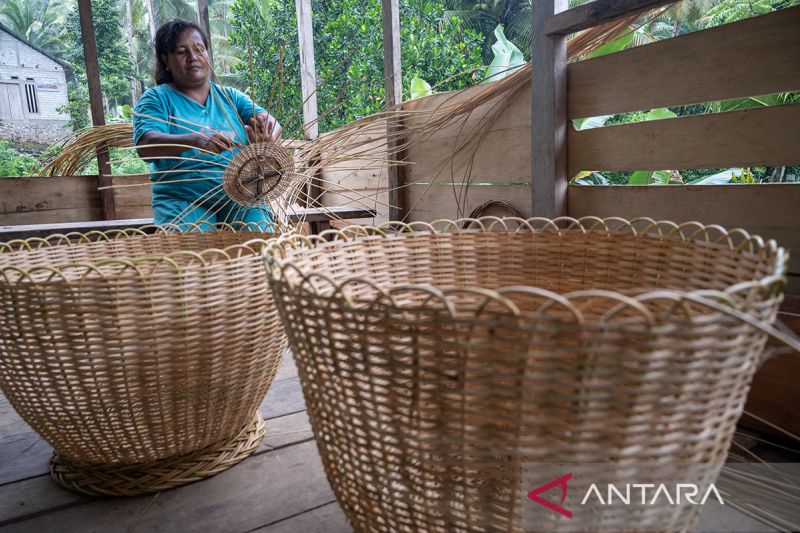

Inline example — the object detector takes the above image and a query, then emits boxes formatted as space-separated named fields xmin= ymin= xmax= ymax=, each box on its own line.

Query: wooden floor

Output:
xmin=0 ymin=352 xmax=774 ymax=533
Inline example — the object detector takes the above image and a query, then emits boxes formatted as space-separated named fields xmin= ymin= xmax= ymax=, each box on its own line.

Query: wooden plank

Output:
xmin=1 ymin=440 xmax=331 ymax=533
xmin=0 ymin=413 xmax=318 ymax=531
xmin=104 ymin=180 xmax=151 ymax=219
xmin=0 ymin=410 xmax=313 ymax=525
xmin=532 ymin=0 xmax=568 ymax=218
xmin=322 ymin=190 xmax=389 ymax=225
xmin=567 ymin=184 xmax=800 ymax=276
xmin=256 ymin=501 xmax=349 ymax=533
xmin=545 ymin=0 xmax=676 ymax=35
xmin=568 ymin=7 xmax=800 ymax=118
xmin=406 ymin=126 xmax=531 ymax=187
xmin=295 ymin=0 xmax=319 ymax=141
xmin=407 ymin=184 xmax=532 ymax=223
xmin=0 ymin=176 xmax=100 ymax=219
xmin=0 ymin=218 xmax=154 ymax=241
xmin=0 ymin=206 xmax=377 ymax=240
xmin=77 ymin=0 xmax=116 ymax=220
xmin=0 ymin=430 xmax=52 ymax=486
xmin=568 ymin=104 xmax=800 ymax=175
xmin=403 ymin=83 xmax=531 ymax=138
xmin=0 ymin=394 xmax=31 ymax=440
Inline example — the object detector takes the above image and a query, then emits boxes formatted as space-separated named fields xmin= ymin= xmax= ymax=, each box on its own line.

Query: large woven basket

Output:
xmin=266 ymin=217 xmax=789 ymax=533
xmin=0 ymin=224 xmax=286 ymax=496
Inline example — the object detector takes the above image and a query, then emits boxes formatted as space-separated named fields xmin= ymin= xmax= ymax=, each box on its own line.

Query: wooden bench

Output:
xmin=0 ymin=206 xmax=376 ymax=241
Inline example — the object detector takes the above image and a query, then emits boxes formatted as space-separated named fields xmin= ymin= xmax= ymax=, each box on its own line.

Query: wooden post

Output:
xmin=545 ymin=0 xmax=676 ymax=35
xmin=77 ymin=0 xmax=116 ymax=220
xmin=295 ymin=0 xmax=324 ymax=230
xmin=197 ymin=0 xmax=214 ymax=66
xmin=531 ymin=0 xmax=568 ymax=218
xmin=295 ymin=0 xmax=318 ymax=141
xmin=381 ymin=0 xmax=406 ymax=222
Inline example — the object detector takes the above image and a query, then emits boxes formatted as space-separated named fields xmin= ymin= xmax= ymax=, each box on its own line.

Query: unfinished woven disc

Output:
xmin=223 ymin=142 xmax=297 ymax=206
xmin=49 ymin=411 xmax=266 ymax=497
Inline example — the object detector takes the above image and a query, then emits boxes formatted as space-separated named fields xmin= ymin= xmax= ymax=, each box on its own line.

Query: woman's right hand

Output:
xmin=193 ymin=129 xmax=239 ymax=154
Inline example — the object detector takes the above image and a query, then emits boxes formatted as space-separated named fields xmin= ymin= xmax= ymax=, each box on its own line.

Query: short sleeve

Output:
xmin=133 ymin=88 xmax=169 ymax=145
xmin=227 ymin=87 xmax=267 ymax=124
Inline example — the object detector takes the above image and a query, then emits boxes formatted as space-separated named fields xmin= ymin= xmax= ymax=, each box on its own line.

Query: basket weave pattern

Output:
xmin=267 ymin=218 xmax=786 ymax=532
xmin=0 ymin=227 xmax=286 ymax=492
xmin=223 ymin=142 xmax=298 ymax=206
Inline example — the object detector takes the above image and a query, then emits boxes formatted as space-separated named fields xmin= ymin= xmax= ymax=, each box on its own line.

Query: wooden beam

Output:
xmin=295 ymin=0 xmax=318 ymax=141
xmin=197 ymin=0 xmax=214 ymax=66
xmin=568 ymin=7 xmax=800 ymax=118
xmin=567 ymin=183 xmax=800 ymax=277
xmin=532 ymin=0 xmax=568 ymax=218
xmin=0 ymin=207 xmax=378 ymax=240
xmin=545 ymin=0 xmax=676 ymax=36
xmin=77 ymin=0 xmax=116 ymax=220
xmin=381 ymin=0 xmax=406 ymax=222
xmin=568 ymin=103 xmax=800 ymax=175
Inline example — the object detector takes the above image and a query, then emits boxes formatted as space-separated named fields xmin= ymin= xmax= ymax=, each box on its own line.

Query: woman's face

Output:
xmin=163 ymin=29 xmax=209 ymax=89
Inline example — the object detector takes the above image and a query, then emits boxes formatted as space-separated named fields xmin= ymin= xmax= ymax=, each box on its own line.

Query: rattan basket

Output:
xmin=0 ymin=223 xmax=286 ymax=496
xmin=266 ymin=217 xmax=791 ymax=533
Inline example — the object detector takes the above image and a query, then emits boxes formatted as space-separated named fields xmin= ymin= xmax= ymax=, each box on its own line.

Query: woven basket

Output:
xmin=0 ymin=224 xmax=286 ymax=496
xmin=266 ymin=217 xmax=789 ymax=533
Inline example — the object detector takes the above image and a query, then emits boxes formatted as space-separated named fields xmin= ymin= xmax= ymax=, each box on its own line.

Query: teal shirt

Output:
xmin=133 ymin=82 xmax=266 ymax=202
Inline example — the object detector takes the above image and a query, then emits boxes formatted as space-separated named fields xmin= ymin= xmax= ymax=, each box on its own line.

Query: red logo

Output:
xmin=528 ymin=473 xmax=573 ymax=518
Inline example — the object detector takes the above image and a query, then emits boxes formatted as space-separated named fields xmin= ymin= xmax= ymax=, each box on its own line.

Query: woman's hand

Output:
xmin=193 ymin=129 xmax=239 ymax=154
xmin=245 ymin=113 xmax=282 ymax=144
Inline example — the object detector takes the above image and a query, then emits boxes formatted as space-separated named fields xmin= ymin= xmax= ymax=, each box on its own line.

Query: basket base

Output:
xmin=49 ymin=411 xmax=266 ymax=497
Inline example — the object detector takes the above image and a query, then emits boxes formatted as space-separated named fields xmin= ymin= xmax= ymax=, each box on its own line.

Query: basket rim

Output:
xmin=0 ymin=222 xmax=279 ymax=284
xmin=265 ymin=216 xmax=788 ymax=323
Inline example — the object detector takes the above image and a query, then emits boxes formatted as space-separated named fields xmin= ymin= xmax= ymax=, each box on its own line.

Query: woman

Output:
xmin=134 ymin=19 xmax=282 ymax=228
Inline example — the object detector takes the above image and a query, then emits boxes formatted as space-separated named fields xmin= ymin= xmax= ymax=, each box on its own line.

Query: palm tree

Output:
xmin=443 ymin=0 xmax=531 ymax=62
xmin=209 ymin=0 xmax=242 ymax=84
xmin=0 ymin=0 xmax=70 ymax=55
xmin=154 ymin=0 xmax=196 ymax=27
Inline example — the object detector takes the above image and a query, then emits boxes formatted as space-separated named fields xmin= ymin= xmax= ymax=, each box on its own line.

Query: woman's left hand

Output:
xmin=245 ymin=113 xmax=282 ymax=144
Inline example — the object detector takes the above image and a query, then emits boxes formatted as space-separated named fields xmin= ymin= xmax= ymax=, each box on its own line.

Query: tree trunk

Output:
xmin=770 ymin=166 xmax=787 ymax=183
xmin=144 ymin=0 xmax=157 ymax=45
xmin=124 ymin=0 xmax=140 ymax=105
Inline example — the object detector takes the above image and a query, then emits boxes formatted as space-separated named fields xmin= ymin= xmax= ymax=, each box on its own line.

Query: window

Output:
xmin=24 ymin=79 xmax=38 ymax=114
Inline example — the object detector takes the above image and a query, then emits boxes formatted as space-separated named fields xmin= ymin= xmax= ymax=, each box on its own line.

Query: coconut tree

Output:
xmin=209 ymin=0 xmax=242 ymax=84
xmin=0 ymin=0 xmax=70 ymax=55
xmin=443 ymin=0 xmax=531 ymax=62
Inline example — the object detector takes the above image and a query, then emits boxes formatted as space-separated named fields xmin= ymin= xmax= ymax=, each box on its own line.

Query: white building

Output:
xmin=0 ymin=23 xmax=72 ymax=145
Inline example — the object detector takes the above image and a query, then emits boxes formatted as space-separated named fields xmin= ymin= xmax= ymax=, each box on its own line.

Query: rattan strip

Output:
xmin=49 ymin=411 xmax=266 ymax=497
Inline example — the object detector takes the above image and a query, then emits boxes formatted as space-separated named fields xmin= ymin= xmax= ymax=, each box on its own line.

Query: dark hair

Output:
xmin=154 ymin=19 xmax=209 ymax=85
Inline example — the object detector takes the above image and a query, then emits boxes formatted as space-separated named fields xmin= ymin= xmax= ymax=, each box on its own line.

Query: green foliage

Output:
xmin=409 ymin=77 xmax=432 ymax=99
xmin=58 ymin=85 xmax=91 ymax=131
xmin=81 ymin=148 xmax=149 ymax=175
xmin=703 ymin=0 xmax=800 ymax=26
xmin=0 ymin=0 xmax=70 ymax=55
xmin=0 ymin=141 xmax=39 ymax=177
xmin=63 ymin=0 xmax=135 ymax=104
xmin=443 ymin=0 xmax=531 ymax=62
xmin=230 ymin=0 xmax=483 ymax=135
xmin=483 ymin=25 xmax=524 ymax=83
